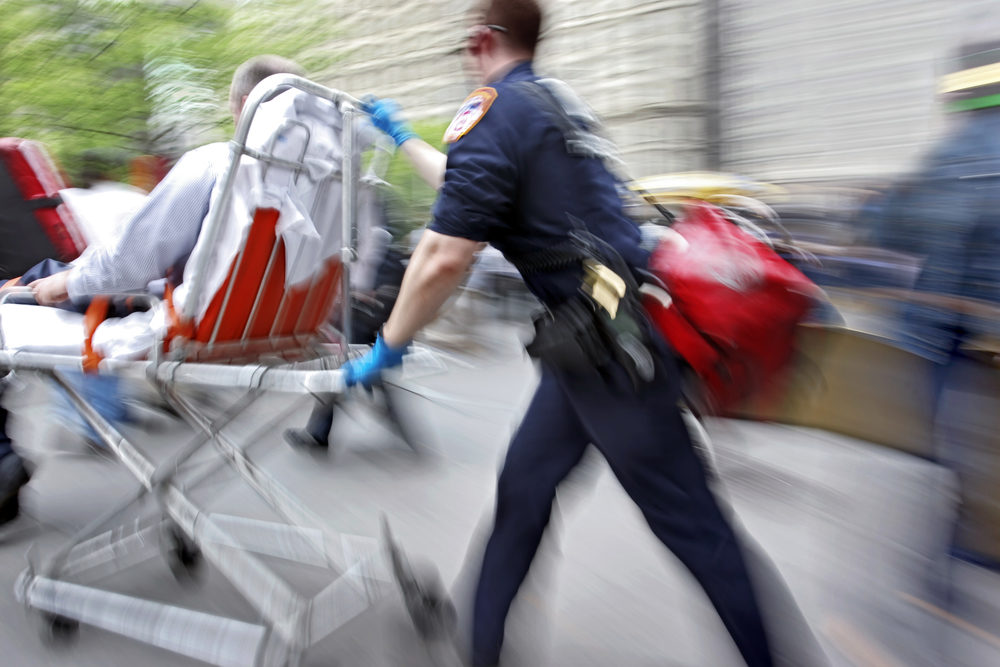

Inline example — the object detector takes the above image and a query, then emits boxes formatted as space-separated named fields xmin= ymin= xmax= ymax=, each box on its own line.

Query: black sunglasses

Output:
xmin=449 ymin=24 xmax=509 ymax=56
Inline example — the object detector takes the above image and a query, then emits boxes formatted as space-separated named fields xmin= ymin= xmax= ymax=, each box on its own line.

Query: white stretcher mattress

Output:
xmin=0 ymin=303 xmax=85 ymax=355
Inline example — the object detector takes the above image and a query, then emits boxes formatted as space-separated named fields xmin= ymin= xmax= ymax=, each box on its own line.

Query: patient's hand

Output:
xmin=29 ymin=271 xmax=70 ymax=306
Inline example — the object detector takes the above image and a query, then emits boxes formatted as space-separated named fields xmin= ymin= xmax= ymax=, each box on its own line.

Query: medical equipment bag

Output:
xmin=0 ymin=137 xmax=86 ymax=277
xmin=641 ymin=202 xmax=819 ymax=411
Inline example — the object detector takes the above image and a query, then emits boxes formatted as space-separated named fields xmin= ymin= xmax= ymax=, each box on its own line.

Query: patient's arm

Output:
xmin=29 ymin=271 xmax=70 ymax=306
xmin=65 ymin=144 xmax=223 ymax=302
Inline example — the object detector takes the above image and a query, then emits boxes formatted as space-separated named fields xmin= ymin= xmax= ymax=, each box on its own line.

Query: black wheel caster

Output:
xmin=38 ymin=611 xmax=79 ymax=647
xmin=162 ymin=524 xmax=202 ymax=583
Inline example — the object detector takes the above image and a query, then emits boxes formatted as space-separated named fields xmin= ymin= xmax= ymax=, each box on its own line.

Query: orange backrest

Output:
xmin=168 ymin=207 xmax=342 ymax=360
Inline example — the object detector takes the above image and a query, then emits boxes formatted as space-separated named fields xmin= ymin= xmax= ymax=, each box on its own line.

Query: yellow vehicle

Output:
xmin=629 ymin=171 xmax=784 ymax=206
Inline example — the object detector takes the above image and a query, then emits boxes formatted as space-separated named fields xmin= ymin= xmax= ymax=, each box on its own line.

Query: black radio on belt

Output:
xmin=515 ymin=229 xmax=655 ymax=390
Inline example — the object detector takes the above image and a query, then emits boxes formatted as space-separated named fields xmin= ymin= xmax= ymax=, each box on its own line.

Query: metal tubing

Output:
xmin=166 ymin=390 xmax=346 ymax=573
xmin=155 ymin=360 xmax=346 ymax=394
xmin=0 ymin=350 xmax=143 ymax=376
xmin=290 ymin=173 xmax=339 ymax=338
xmin=43 ymin=371 xmax=312 ymax=645
xmin=308 ymin=559 xmax=383 ymax=644
xmin=0 ymin=285 xmax=37 ymax=306
xmin=49 ymin=387 xmax=265 ymax=579
xmin=147 ymin=388 xmax=266 ymax=490
xmin=22 ymin=576 xmax=268 ymax=667
xmin=0 ymin=350 xmax=352 ymax=395
xmin=50 ymin=370 xmax=157 ymax=488
xmin=159 ymin=485 xmax=308 ymax=645
xmin=272 ymin=174 xmax=337 ymax=342
xmin=58 ymin=520 xmax=164 ymax=583
xmin=339 ymin=103 xmax=358 ymax=358
xmin=207 ymin=230 xmax=254 ymax=347
xmin=199 ymin=514 xmax=328 ymax=567
xmin=39 ymin=481 xmax=151 ymax=579
xmin=165 ymin=389 xmax=305 ymax=494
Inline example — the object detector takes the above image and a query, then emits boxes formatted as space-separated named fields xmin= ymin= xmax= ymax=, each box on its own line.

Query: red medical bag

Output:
xmin=642 ymin=201 xmax=819 ymax=411
xmin=0 ymin=137 xmax=86 ymax=277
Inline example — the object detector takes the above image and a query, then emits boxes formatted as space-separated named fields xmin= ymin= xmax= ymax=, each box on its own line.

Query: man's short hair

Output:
xmin=482 ymin=0 xmax=543 ymax=56
xmin=229 ymin=55 xmax=305 ymax=113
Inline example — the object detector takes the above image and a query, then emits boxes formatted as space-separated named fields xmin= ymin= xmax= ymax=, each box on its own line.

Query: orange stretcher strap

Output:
xmin=82 ymin=295 xmax=110 ymax=373
xmin=163 ymin=282 xmax=195 ymax=354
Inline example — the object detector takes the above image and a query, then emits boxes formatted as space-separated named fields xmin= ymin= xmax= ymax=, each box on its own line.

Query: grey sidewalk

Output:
xmin=0 ymin=321 xmax=998 ymax=666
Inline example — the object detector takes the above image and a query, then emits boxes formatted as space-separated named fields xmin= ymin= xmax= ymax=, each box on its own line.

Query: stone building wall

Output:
xmin=315 ymin=0 xmax=708 ymax=178
xmin=717 ymin=0 xmax=999 ymax=183
xmin=314 ymin=0 xmax=999 ymax=183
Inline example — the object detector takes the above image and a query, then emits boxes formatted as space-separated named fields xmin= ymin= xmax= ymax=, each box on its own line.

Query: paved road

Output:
xmin=1 ymin=321 xmax=998 ymax=666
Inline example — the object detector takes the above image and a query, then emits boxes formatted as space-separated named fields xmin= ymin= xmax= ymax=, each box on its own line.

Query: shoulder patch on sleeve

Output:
xmin=443 ymin=87 xmax=498 ymax=144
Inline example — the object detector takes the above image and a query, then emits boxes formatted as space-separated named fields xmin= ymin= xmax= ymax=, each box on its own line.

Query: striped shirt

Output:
xmin=66 ymin=143 xmax=228 ymax=302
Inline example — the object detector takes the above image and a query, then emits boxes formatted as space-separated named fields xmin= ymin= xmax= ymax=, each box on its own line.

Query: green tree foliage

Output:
xmin=0 ymin=0 xmax=331 ymax=183
xmin=380 ymin=117 xmax=451 ymax=236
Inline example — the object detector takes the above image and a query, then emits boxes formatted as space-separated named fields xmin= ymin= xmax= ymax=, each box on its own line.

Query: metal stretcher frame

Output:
xmin=0 ymin=75 xmax=452 ymax=667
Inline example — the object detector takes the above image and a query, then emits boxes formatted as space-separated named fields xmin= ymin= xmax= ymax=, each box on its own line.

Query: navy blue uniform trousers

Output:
xmin=472 ymin=349 xmax=773 ymax=666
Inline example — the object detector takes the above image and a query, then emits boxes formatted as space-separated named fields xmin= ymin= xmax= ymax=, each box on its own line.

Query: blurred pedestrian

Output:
xmin=284 ymin=191 xmax=413 ymax=451
xmin=867 ymin=42 xmax=1000 ymax=372
xmin=862 ymin=38 xmax=1000 ymax=561
xmin=0 ymin=377 xmax=30 ymax=526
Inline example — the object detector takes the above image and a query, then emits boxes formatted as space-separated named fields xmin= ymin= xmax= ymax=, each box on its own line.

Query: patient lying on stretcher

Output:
xmin=28 ymin=56 xmax=307 ymax=346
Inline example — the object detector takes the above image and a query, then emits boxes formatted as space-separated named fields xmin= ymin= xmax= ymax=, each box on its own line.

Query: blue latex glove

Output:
xmin=362 ymin=96 xmax=417 ymax=147
xmin=342 ymin=333 xmax=409 ymax=389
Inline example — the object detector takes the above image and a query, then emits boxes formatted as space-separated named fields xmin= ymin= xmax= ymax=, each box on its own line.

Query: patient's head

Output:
xmin=229 ymin=55 xmax=305 ymax=124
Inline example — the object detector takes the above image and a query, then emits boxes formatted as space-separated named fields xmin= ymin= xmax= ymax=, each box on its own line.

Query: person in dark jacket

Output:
xmin=328 ymin=2 xmax=805 ymax=665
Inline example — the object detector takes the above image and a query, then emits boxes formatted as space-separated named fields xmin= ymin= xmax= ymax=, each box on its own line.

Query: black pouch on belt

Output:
xmin=525 ymin=296 xmax=611 ymax=374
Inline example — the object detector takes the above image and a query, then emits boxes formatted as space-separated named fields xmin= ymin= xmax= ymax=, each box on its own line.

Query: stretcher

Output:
xmin=0 ymin=75 xmax=453 ymax=666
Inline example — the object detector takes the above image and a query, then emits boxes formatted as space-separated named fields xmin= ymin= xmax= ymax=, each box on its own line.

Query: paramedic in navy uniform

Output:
xmin=343 ymin=1 xmax=784 ymax=664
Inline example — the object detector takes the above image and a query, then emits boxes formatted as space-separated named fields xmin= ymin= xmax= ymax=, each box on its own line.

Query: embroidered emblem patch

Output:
xmin=443 ymin=87 xmax=498 ymax=144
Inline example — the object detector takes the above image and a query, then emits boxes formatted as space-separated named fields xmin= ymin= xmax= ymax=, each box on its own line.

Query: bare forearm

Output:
xmin=382 ymin=232 xmax=477 ymax=346
xmin=400 ymin=138 xmax=446 ymax=191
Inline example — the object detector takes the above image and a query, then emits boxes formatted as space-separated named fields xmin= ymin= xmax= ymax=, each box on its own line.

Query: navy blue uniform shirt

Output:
xmin=429 ymin=61 xmax=647 ymax=306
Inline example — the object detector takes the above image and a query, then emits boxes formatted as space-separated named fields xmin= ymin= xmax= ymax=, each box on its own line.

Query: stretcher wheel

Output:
xmin=38 ymin=612 xmax=79 ymax=647
xmin=162 ymin=524 xmax=202 ymax=582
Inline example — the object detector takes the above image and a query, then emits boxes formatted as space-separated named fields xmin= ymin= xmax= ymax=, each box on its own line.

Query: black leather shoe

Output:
xmin=0 ymin=453 xmax=30 ymax=526
xmin=282 ymin=428 xmax=327 ymax=451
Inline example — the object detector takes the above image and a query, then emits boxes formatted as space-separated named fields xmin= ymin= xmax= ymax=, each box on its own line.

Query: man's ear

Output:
xmin=241 ymin=94 xmax=249 ymax=111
